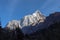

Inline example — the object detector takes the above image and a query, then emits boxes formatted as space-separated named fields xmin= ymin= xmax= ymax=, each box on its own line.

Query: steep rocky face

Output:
xmin=44 ymin=12 xmax=60 ymax=27
xmin=6 ymin=10 xmax=45 ymax=34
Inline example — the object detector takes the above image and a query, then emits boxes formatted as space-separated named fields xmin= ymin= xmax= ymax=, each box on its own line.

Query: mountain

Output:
xmin=5 ymin=11 xmax=60 ymax=35
xmin=24 ymin=12 xmax=60 ymax=40
xmin=1 ymin=12 xmax=60 ymax=40
xmin=6 ymin=10 xmax=45 ymax=34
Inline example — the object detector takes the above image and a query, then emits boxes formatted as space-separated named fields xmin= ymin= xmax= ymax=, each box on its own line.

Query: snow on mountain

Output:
xmin=6 ymin=20 xmax=22 ymax=30
xmin=6 ymin=10 xmax=46 ymax=34
xmin=21 ymin=10 xmax=45 ymax=27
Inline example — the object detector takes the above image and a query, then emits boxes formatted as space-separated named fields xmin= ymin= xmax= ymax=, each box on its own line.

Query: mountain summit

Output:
xmin=22 ymin=10 xmax=45 ymax=27
xmin=6 ymin=10 xmax=45 ymax=34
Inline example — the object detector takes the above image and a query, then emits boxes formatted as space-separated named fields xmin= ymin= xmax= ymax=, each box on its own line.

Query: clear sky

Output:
xmin=0 ymin=0 xmax=60 ymax=27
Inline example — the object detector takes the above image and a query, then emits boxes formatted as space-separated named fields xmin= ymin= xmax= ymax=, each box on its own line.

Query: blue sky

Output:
xmin=0 ymin=0 xmax=60 ymax=27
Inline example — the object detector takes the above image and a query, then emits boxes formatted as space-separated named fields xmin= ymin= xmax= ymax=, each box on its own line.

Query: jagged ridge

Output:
xmin=6 ymin=10 xmax=45 ymax=34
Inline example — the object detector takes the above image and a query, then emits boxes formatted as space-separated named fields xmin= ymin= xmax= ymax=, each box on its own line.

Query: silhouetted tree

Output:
xmin=0 ymin=18 xmax=3 ymax=40
xmin=16 ymin=27 xmax=24 ymax=40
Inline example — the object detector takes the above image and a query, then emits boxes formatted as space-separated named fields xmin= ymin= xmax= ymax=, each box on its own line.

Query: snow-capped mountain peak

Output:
xmin=22 ymin=10 xmax=45 ymax=26
xmin=6 ymin=20 xmax=21 ymax=30
xmin=33 ymin=10 xmax=41 ymax=16
xmin=6 ymin=10 xmax=46 ymax=34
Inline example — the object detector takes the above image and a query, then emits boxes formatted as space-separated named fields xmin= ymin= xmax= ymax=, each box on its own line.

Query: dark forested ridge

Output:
xmin=0 ymin=22 xmax=60 ymax=40
xmin=24 ymin=22 xmax=60 ymax=40
xmin=0 ymin=26 xmax=24 ymax=40
xmin=0 ymin=12 xmax=60 ymax=40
